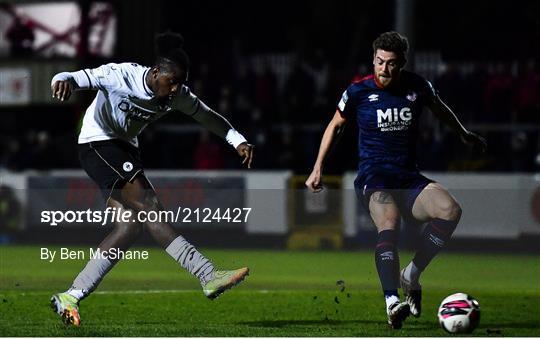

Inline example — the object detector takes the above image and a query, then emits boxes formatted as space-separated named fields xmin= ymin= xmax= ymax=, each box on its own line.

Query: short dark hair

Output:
xmin=154 ymin=31 xmax=190 ymax=73
xmin=372 ymin=31 xmax=409 ymax=63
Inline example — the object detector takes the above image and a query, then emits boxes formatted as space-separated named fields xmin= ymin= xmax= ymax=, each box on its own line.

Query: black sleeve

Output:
xmin=424 ymin=79 xmax=438 ymax=104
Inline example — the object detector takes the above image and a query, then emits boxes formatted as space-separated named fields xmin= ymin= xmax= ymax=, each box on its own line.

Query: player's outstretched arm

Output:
xmin=190 ymin=105 xmax=254 ymax=168
xmin=306 ymin=110 xmax=347 ymax=192
xmin=428 ymin=95 xmax=487 ymax=152
xmin=51 ymin=64 xmax=115 ymax=102
xmin=173 ymin=87 xmax=254 ymax=167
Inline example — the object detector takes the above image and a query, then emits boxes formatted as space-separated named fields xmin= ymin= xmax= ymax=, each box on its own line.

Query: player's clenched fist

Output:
xmin=51 ymin=80 xmax=73 ymax=101
xmin=236 ymin=142 xmax=254 ymax=169
xmin=305 ymin=169 xmax=323 ymax=193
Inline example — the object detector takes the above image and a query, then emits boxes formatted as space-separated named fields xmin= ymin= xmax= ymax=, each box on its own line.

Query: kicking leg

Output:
xmin=120 ymin=174 xmax=248 ymax=299
xmin=369 ymin=191 xmax=410 ymax=329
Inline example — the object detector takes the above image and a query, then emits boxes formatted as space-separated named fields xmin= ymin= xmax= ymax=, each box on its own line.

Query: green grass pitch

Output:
xmin=1 ymin=245 xmax=539 ymax=336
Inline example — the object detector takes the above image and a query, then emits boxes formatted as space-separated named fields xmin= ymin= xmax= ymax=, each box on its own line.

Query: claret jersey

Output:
xmin=52 ymin=63 xmax=213 ymax=147
xmin=337 ymin=70 xmax=437 ymax=171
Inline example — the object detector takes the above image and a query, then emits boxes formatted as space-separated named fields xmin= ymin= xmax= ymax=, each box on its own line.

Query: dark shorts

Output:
xmin=354 ymin=166 xmax=433 ymax=218
xmin=78 ymin=139 xmax=144 ymax=201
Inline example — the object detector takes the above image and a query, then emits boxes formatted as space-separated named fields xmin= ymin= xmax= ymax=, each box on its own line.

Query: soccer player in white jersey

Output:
xmin=49 ymin=32 xmax=253 ymax=326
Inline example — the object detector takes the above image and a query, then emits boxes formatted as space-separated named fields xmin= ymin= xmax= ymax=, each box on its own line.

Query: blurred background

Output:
xmin=0 ymin=0 xmax=539 ymax=251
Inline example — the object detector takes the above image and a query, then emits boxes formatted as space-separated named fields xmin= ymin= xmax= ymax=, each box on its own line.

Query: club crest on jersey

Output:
xmin=119 ymin=101 xmax=154 ymax=122
xmin=368 ymin=94 xmax=379 ymax=102
xmin=406 ymin=92 xmax=417 ymax=102
xmin=376 ymin=107 xmax=412 ymax=132
xmin=123 ymin=162 xmax=133 ymax=172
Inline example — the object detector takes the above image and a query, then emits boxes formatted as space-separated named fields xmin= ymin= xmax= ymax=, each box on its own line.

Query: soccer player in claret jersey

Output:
xmin=49 ymin=32 xmax=253 ymax=326
xmin=306 ymin=31 xmax=486 ymax=329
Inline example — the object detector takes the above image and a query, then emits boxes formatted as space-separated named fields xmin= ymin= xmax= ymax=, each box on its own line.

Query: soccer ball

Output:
xmin=437 ymin=293 xmax=480 ymax=333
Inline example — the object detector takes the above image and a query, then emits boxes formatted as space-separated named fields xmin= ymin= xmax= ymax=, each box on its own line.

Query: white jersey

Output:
xmin=52 ymin=63 xmax=220 ymax=147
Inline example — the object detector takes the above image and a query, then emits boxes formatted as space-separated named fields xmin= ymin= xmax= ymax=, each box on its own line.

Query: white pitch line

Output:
xmin=6 ymin=289 xmax=341 ymax=296
xmin=6 ymin=289 xmax=277 ymax=296
xmin=94 ymin=289 xmax=198 ymax=294
xmin=93 ymin=289 xmax=271 ymax=295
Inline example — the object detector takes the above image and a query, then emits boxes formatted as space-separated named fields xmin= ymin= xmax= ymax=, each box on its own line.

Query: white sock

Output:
xmin=165 ymin=235 xmax=215 ymax=285
xmin=403 ymin=261 xmax=421 ymax=283
xmin=385 ymin=295 xmax=400 ymax=313
xmin=70 ymin=256 xmax=113 ymax=300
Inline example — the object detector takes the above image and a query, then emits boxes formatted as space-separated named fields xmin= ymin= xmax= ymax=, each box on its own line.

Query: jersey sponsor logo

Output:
xmin=118 ymin=100 xmax=154 ymax=122
xmin=118 ymin=97 xmax=170 ymax=122
xmin=123 ymin=162 xmax=133 ymax=172
xmin=368 ymin=94 xmax=379 ymax=102
xmin=376 ymin=107 xmax=412 ymax=132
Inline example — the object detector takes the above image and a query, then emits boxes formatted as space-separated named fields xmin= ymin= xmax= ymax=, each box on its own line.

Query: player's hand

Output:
xmin=305 ymin=169 xmax=323 ymax=193
xmin=461 ymin=131 xmax=487 ymax=153
xmin=51 ymin=80 xmax=73 ymax=101
xmin=236 ymin=142 xmax=254 ymax=168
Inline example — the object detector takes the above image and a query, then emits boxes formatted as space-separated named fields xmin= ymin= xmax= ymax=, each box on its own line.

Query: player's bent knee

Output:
xmin=122 ymin=194 xmax=160 ymax=214
xmin=384 ymin=218 xmax=400 ymax=229
xmin=435 ymin=200 xmax=462 ymax=222
xmin=115 ymin=220 xmax=143 ymax=237
xmin=145 ymin=222 xmax=171 ymax=236
xmin=127 ymin=222 xmax=144 ymax=236
xmin=143 ymin=193 xmax=161 ymax=210
xmin=376 ymin=217 xmax=400 ymax=231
